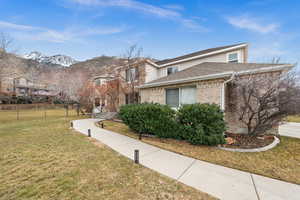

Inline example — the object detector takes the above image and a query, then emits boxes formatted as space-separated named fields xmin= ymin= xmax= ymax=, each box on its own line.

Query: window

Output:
xmin=126 ymin=68 xmax=139 ymax=82
xmin=166 ymin=86 xmax=196 ymax=108
xmin=167 ymin=67 xmax=178 ymax=75
xmin=166 ymin=88 xmax=179 ymax=107
xmin=228 ymin=52 xmax=239 ymax=63
xmin=95 ymin=79 xmax=101 ymax=86
xmin=180 ymin=86 xmax=197 ymax=104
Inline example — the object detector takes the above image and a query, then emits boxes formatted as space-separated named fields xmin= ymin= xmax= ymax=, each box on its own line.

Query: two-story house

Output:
xmin=94 ymin=43 xmax=293 ymax=132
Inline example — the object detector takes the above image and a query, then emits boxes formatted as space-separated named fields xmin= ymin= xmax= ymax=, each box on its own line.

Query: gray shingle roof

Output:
xmin=155 ymin=43 xmax=246 ymax=65
xmin=142 ymin=62 xmax=291 ymax=87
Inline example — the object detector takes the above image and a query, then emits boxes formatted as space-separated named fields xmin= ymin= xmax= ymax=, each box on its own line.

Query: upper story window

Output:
xmin=167 ymin=66 xmax=178 ymax=75
xmin=126 ymin=68 xmax=139 ymax=82
xmin=227 ymin=52 xmax=239 ymax=63
xmin=95 ymin=79 xmax=101 ymax=86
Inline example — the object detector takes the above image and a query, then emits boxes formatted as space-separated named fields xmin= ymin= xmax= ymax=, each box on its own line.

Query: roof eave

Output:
xmin=138 ymin=72 xmax=234 ymax=89
xmin=157 ymin=43 xmax=248 ymax=67
xmin=139 ymin=64 xmax=294 ymax=89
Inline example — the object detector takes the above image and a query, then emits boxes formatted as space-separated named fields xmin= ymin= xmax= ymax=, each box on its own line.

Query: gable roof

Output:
xmin=155 ymin=43 xmax=247 ymax=66
xmin=139 ymin=62 xmax=294 ymax=88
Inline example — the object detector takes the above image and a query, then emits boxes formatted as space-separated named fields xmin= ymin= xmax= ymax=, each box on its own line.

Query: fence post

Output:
xmin=77 ymin=104 xmax=80 ymax=116
xmin=134 ymin=150 xmax=139 ymax=164
xmin=16 ymin=105 xmax=19 ymax=120
xmin=88 ymin=129 xmax=91 ymax=137
xmin=65 ymin=104 xmax=69 ymax=117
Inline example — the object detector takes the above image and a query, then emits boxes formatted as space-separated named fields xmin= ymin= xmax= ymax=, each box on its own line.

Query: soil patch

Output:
xmin=222 ymin=133 xmax=275 ymax=149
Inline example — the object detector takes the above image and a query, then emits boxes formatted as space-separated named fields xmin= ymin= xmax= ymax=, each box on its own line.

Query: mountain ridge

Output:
xmin=23 ymin=51 xmax=77 ymax=67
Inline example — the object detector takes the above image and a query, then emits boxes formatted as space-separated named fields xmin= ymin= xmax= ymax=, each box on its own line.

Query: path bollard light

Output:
xmin=88 ymin=129 xmax=91 ymax=137
xmin=134 ymin=149 xmax=139 ymax=164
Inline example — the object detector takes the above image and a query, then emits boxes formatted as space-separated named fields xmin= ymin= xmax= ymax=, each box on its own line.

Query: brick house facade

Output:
xmin=93 ymin=43 xmax=294 ymax=132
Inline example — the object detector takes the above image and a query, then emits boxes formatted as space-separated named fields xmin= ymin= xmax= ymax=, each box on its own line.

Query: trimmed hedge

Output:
xmin=119 ymin=103 xmax=226 ymax=146
xmin=119 ymin=103 xmax=180 ymax=138
xmin=177 ymin=103 xmax=226 ymax=145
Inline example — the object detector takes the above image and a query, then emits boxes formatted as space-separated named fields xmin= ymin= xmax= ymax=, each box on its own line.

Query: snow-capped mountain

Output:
xmin=23 ymin=51 xmax=77 ymax=67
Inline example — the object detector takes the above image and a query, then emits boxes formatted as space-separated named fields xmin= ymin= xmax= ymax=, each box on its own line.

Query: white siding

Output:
xmin=157 ymin=49 xmax=246 ymax=79
xmin=145 ymin=63 xmax=159 ymax=83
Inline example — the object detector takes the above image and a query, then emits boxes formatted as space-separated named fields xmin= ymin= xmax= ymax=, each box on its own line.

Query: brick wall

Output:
xmin=140 ymin=79 xmax=224 ymax=106
xmin=225 ymin=71 xmax=283 ymax=133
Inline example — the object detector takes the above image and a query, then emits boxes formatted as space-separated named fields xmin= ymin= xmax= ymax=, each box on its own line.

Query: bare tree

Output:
xmin=95 ymin=78 xmax=122 ymax=112
xmin=56 ymin=69 xmax=89 ymax=103
xmin=0 ymin=32 xmax=12 ymax=78
xmin=113 ymin=45 xmax=143 ymax=104
xmin=0 ymin=32 xmax=13 ymax=58
xmin=230 ymin=70 xmax=300 ymax=135
xmin=0 ymin=32 xmax=20 ymax=98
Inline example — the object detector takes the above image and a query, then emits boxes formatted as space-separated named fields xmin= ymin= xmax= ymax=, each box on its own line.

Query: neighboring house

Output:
xmin=0 ymin=76 xmax=56 ymax=103
xmin=93 ymin=43 xmax=293 ymax=132
xmin=93 ymin=59 xmax=159 ymax=110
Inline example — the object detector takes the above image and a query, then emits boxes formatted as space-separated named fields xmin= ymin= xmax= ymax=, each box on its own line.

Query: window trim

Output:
xmin=95 ymin=79 xmax=101 ymax=86
xmin=126 ymin=67 xmax=139 ymax=82
xmin=227 ymin=51 xmax=240 ymax=63
xmin=167 ymin=66 xmax=178 ymax=75
xmin=165 ymin=85 xmax=197 ymax=108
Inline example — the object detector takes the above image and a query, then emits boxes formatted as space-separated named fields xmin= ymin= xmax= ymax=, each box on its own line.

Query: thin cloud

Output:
xmin=69 ymin=0 xmax=207 ymax=32
xmin=0 ymin=20 xmax=125 ymax=43
xmin=0 ymin=20 xmax=37 ymax=31
xmin=71 ymin=0 xmax=180 ymax=18
xmin=227 ymin=15 xmax=279 ymax=34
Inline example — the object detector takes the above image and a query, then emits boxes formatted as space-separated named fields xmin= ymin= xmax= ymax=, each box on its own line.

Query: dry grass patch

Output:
xmin=0 ymin=110 xmax=215 ymax=200
xmin=102 ymin=120 xmax=300 ymax=185
xmin=286 ymin=115 xmax=300 ymax=123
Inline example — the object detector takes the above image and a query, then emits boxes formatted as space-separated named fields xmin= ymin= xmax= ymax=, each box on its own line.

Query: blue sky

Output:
xmin=0 ymin=0 xmax=299 ymax=64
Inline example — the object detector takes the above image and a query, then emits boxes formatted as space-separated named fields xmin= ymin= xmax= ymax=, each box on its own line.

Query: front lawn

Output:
xmin=102 ymin=120 xmax=300 ymax=185
xmin=0 ymin=110 xmax=214 ymax=200
xmin=286 ymin=115 xmax=300 ymax=123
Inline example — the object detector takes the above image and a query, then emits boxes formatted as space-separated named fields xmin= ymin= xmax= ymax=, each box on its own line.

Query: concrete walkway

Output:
xmin=279 ymin=122 xmax=300 ymax=139
xmin=73 ymin=119 xmax=300 ymax=200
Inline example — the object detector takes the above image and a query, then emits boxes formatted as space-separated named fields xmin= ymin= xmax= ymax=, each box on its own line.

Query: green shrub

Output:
xmin=177 ymin=103 xmax=226 ymax=145
xmin=119 ymin=103 xmax=226 ymax=146
xmin=119 ymin=103 xmax=180 ymax=138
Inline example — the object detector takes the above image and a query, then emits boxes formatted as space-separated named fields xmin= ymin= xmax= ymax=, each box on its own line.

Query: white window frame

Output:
xmin=165 ymin=85 xmax=197 ymax=108
xmin=166 ymin=88 xmax=180 ymax=108
xmin=95 ymin=79 xmax=101 ymax=86
xmin=227 ymin=51 xmax=240 ymax=63
xmin=167 ymin=66 xmax=178 ymax=75
xmin=126 ymin=68 xmax=138 ymax=83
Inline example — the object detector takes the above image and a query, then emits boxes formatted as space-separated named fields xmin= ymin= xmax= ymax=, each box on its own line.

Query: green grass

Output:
xmin=102 ymin=120 xmax=300 ymax=185
xmin=0 ymin=110 xmax=215 ymax=200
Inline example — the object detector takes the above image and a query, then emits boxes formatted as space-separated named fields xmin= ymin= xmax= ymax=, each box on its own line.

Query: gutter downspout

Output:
xmin=221 ymin=73 xmax=235 ymax=111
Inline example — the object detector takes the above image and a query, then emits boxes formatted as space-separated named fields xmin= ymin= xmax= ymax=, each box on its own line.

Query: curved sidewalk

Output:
xmin=73 ymin=119 xmax=300 ymax=200
xmin=279 ymin=122 xmax=300 ymax=139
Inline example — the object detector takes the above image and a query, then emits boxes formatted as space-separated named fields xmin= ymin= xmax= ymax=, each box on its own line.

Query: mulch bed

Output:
xmin=222 ymin=133 xmax=275 ymax=149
